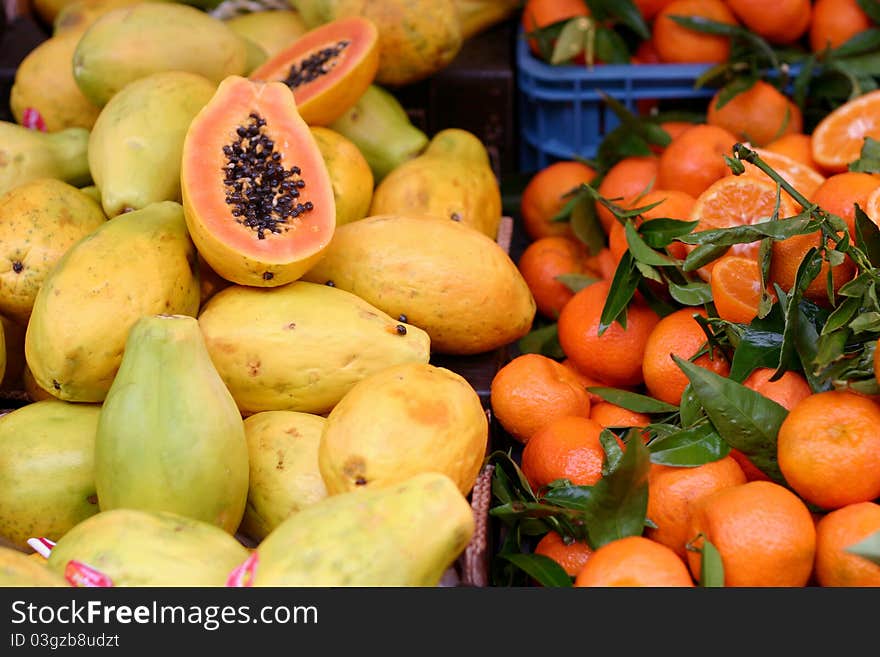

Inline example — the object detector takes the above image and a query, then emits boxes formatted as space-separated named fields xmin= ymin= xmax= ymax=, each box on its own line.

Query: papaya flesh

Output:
xmin=181 ymin=75 xmax=336 ymax=287
xmin=249 ymin=16 xmax=379 ymax=127
xmin=251 ymin=472 xmax=474 ymax=586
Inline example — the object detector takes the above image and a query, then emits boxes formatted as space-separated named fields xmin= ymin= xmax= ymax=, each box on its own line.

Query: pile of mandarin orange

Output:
xmin=492 ymin=13 xmax=880 ymax=585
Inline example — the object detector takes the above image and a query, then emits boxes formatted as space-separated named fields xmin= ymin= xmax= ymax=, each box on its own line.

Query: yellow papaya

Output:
xmin=0 ymin=178 xmax=106 ymax=324
xmin=369 ymin=128 xmax=502 ymax=239
xmin=224 ymin=9 xmax=309 ymax=58
xmin=319 ymin=362 xmax=488 ymax=496
xmin=46 ymin=509 xmax=250 ymax=586
xmin=0 ymin=546 xmax=69 ymax=586
xmin=95 ymin=314 xmax=249 ymax=534
xmin=0 ymin=400 xmax=101 ymax=550
xmin=0 ymin=122 xmax=90 ymax=196
xmin=198 ymin=281 xmax=431 ymax=415
xmin=72 ymin=3 xmax=248 ymax=106
xmin=302 ymin=214 xmax=536 ymax=355
xmin=251 ymin=472 xmax=474 ymax=586
xmin=310 ymin=126 xmax=373 ymax=225
xmin=53 ymin=0 xmax=146 ymax=36
xmin=240 ymin=411 xmax=328 ymax=542
xmin=24 ymin=201 xmax=201 ymax=402
xmin=88 ymin=71 xmax=216 ymax=217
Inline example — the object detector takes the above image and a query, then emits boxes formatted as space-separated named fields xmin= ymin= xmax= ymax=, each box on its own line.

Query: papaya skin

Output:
xmin=72 ymin=3 xmax=248 ymax=107
xmin=0 ymin=401 xmax=101 ymax=550
xmin=24 ymin=201 xmax=201 ymax=403
xmin=301 ymin=214 xmax=536 ymax=355
xmin=46 ymin=509 xmax=250 ymax=587
xmin=0 ymin=123 xmax=91 ymax=196
xmin=53 ymin=0 xmax=148 ymax=37
xmin=319 ymin=362 xmax=488 ymax=496
xmin=0 ymin=547 xmax=69 ymax=587
xmin=369 ymin=128 xmax=502 ymax=239
xmin=88 ymin=71 xmax=217 ymax=217
xmin=197 ymin=281 xmax=431 ymax=415
xmin=291 ymin=0 xmax=463 ymax=87
xmin=95 ymin=315 xmax=249 ymax=535
xmin=251 ymin=472 xmax=474 ymax=586
xmin=22 ymin=365 xmax=54 ymax=402
xmin=180 ymin=76 xmax=336 ymax=288
xmin=9 ymin=32 xmax=101 ymax=132
xmin=240 ymin=411 xmax=328 ymax=542
xmin=0 ymin=179 xmax=106 ymax=324
xmin=224 ymin=10 xmax=309 ymax=59
xmin=310 ymin=126 xmax=373 ymax=225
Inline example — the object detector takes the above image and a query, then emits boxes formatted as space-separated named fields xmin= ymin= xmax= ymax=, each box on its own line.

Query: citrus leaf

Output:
xmin=496 ymin=553 xmax=573 ymax=587
xmin=850 ymin=311 xmax=880 ymax=332
xmin=488 ymin=450 xmax=538 ymax=504
xmin=821 ymin=295 xmax=862 ymax=335
xmin=678 ymin=384 xmax=704 ymax=426
xmin=668 ymin=279 xmax=713 ymax=306
xmin=639 ymin=218 xmax=699 ymax=248
xmin=678 ymin=215 xmax=822 ymax=245
xmin=856 ymin=0 xmax=880 ymax=24
xmin=595 ymin=0 xmax=650 ymax=39
xmin=555 ymin=272 xmax=599 ymax=293
xmin=682 ymin=243 xmax=730 ymax=272
xmin=699 ymin=538 xmax=725 ymax=587
xmin=586 ymin=387 xmax=679 ymax=414
xmin=542 ymin=433 xmax=651 ymax=550
xmin=648 ymin=420 xmax=729 ymax=467
xmin=600 ymin=428 xmax=625 ymax=475
xmin=846 ymin=529 xmax=880 ymax=565
xmin=855 ymin=203 xmax=880 ymax=266
xmin=517 ymin=322 xmax=565 ymax=359
xmin=625 ymin=220 xmax=677 ymax=266
xmin=713 ymin=75 xmax=758 ymax=111
xmin=673 ymin=355 xmax=788 ymax=484
xmin=594 ymin=24 xmax=631 ymax=64
xmin=551 ymin=16 xmax=591 ymax=65
xmin=849 ymin=135 xmax=880 ymax=172
xmin=831 ymin=27 xmax=880 ymax=58
xmin=570 ymin=193 xmax=606 ymax=256
xmin=599 ymin=251 xmax=640 ymax=334
xmin=728 ymin=302 xmax=788 ymax=382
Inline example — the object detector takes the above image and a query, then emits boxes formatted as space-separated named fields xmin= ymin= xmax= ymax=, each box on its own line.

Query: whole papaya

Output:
xmin=95 ymin=315 xmax=249 ymax=534
xmin=46 ymin=509 xmax=249 ymax=586
xmin=0 ymin=122 xmax=90 ymax=196
xmin=24 ymin=201 xmax=201 ymax=402
xmin=302 ymin=214 xmax=535 ymax=355
xmin=369 ymin=128 xmax=502 ymax=239
xmin=240 ymin=411 xmax=328 ymax=542
xmin=0 ymin=547 xmax=69 ymax=587
xmin=310 ymin=126 xmax=373 ymax=225
xmin=0 ymin=178 xmax=106 ymax=324
xmin=224 ymin=9 xmax=309 ymax=58
xmin=72 ymin=2 xmax=248 ymax=106
xmin=0 ymin=400 xmax=101 ymax=550
xmin=250 ymin=472 xmax=474 ymax=586
xmin=9 ymin=32 xmax=101 ymax=132
xmin=319 ymin=362 xmax=488 ymax=496
xmin=198 ymin=281 xmax=431 ymax=415
xmin=88 ymin=71 xmax=216 ymax=217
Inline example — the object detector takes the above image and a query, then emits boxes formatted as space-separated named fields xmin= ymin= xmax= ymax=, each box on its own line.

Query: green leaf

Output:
xmin=599 ymin=0 xmax=651 ymax=39
xmin=848 ymin=136 xmax=880 ymax=172
xmin=678 ymin=384 xmax=704 ymax=426
xmin=850 ymin=311 xmax=880 ymax=332
xmin=649 ymin=420 xmax=730 ymax=467
xmin=713 ymin=75 xmax=758 ymax=111
xmin=682 ymin=243 xmax=731 ymax=273
xmin=496 ymin=553 xmax=573 ymax=587
xmin=728 ymin=303 xmax=788 ymax=382
xmin=846 ymin=529 xmax=880 ymax=565
xmin=639 ymin=218 xmax=699 ymax=249
xmin=821 ymin=294 xmax=863 ymax=335
xmin=855 ymin=203 xmax=880 ymax=266
xmin=699 ymin=538 xmax=726 ymax=588
xmin=600 ymin=428 xmax=625 ymax=475
xmin=678 ymin=215 xmax=822 ymax=246
xmin=551 ymin=16 xmax=592 ymax=65
xmin=587 ymin=387 xmax=680 ymax=414
xmin=594 ymin=25 xmax=631 ymax=64
xmin=673 ymin=355 xmax=788 ymax=484
xmin=543 ymin=433 xmax=651 ymax=549
xmin=570 ymin=192 xmax=606 ymax=256
xmin=831 ymin=27 xmax=880 ymax=58
xmin=598 ymin=251 xmax=640 ymax=335
xmin=668 ymin=279 xmax=714 ymax=306
xmin=555 ymin=273 xmax=599 ymax=294
xmin=856 ymin=0 xmax=880 ymax=25
xmin=625 ymin=220 xmax=677 ymax=266
xmin=517 ymin=322 xmax=566 ymax=359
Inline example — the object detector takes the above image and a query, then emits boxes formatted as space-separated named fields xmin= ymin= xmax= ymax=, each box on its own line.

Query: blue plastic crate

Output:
xmin=517 ymin=29 xmax=716 ymax=171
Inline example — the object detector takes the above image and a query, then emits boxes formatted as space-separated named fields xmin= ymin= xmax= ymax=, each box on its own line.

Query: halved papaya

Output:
xmin=248 ymin=16 xmax=380 ymax=127
xmin=180 ymin=75 xmax=336 ymax=287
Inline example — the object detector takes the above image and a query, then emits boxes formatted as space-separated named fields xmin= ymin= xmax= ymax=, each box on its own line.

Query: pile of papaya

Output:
xmin=0 ymin=0 xmax=534 ymax=587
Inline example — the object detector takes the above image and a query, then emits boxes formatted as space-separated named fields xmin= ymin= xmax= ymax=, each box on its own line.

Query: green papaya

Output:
xmin=241 ymin=37 xmax=269 ymax=75
xmin=88 ymin=71 xmax=216 ymax=217
xmin=224 ymin=10 xmax=308 ymax=58
xmin=240 ymin=411 xmax=328 ymax=542
xmin=0 ymin=547 xmax=69 ymax=586
xmin=0 ymin=122 xmax=90 ymax=196
xmin=24 ymin=201 xmax=201 ymax=403
xmin=197 ymin=281 xmax=431 ymax=415
xmin=251 ymin=472 xmax=474 ymax=586
xmin=328 ymin=85 xmax=427 ymax=182
xmin=95 ymin=314 xmax=249 ymax=534
xmin=0 ymin=178 xmax=106 ymax=324
xmin=46 ymin=509 xmax=249 ymax=586
xmin=72 ymin=2 xmax=249 ymax=106
xmin=0 ymin=400 xmax=101 ymax=550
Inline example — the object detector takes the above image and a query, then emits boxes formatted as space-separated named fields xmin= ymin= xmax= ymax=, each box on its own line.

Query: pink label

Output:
xmin=21 ymin=108 xmax=47 ymax=132
xmin=27 ymin=537 xmax=56 ymax=558
xmin=65 ymin=560 xmax=114 ymax=588
xmin=226 ymin=552 xmax=258 ymax=587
